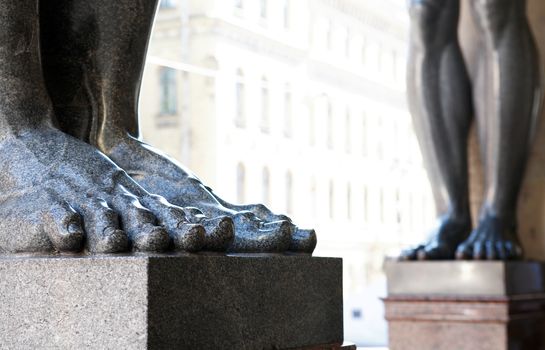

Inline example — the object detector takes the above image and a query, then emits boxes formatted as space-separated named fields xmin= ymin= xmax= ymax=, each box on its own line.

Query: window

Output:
xmin=284 ymin=85 xmax=292 ymax=138
xmin=236 ymin=163 xmax=246 ymax=203
xmin=329 ymin=180 xmax=334 ymax=219
xmin=310 ymin=178 xmax=317 ymax=218
xmin=395 ymin=189 xmax=402 ymax=224
xmin=159 ymin=67 xmax=177 ymax=115
xmin=393 ymin=122 xmax=400 ymax=159
xmin=361 ymin=36 xmax=367 ymax=64
xmin=345 ymin=28 xmax=350 ymax=58
xmin=326 ymin=20 xmax=333 ymax=50
xmin=309 ymin=104 xmax=315 ymax=146
xmin=362 ymin=112 xmax=367 ymax=156
xmin=283 ymin=0 xmax=290 ymax=29
xmin=363 ymin=187 xmax=369 ymax=222
xmin=379 ymin=189 xmax=385 ymax=223
xmin=260 ymin=77 xmax=270 ymax=133
xmin=260 ymin=0 xmax=267 ymax=19
xmin=392 ymin=50 xmax=398 ymax=79
xmin=234 ymin=0 xmax=243 ymax=9
xmin=327 ymin=101 xmax=333 ymax=149
xmin=347 ymin=184 xmax=352 ymax=220
xmin=378 ymin=44 xmax=384 ymax=72
xmin=235 ymin=69 xmax=245 ymax=127
xmin=285 ymin=171 xmax=293 ymax=215
xmin=345 ymin=110 xmax=351 ymax=153
xmin=160 ymin=0 xmax=177 ymax=9
xmin=262 ymin=167 xmax=271 ymax=206
xmin=376 ymin=118 xmax=383 ymax=159
xmin=409 ymin=195 xmax=414 ymax=229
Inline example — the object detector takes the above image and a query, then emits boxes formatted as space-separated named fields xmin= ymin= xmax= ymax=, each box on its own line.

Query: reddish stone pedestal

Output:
xmin=384 ymin=261 xmax=545 ymax=350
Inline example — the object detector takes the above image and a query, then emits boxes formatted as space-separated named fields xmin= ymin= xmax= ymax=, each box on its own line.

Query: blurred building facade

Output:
xmin=140 ymin=0 xmax=432 ymax=307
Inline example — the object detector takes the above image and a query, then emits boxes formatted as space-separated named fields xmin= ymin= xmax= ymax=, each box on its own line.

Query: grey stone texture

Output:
xmin=0 ymin=254 xmax=343 ymax=349
xmin=385 ymin=260 xmax=545 ymax=296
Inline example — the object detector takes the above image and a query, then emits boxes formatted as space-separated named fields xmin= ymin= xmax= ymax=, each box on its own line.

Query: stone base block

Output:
xmin=384 ymin=260 xmax=545 ymax=350
xmin=0 ymin=254 xmax=343 ymax=349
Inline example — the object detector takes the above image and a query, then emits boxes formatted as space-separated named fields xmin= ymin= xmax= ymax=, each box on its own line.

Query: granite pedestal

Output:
xmin=0 ymin=254 xmax=343 ymax=349
xmin=384 ymin=260 xmax=545 ymax=350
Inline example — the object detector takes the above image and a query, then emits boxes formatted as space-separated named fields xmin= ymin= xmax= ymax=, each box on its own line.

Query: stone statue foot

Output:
xmin=399 ymin=215 xmax=471 ymax=260
xmin=210 ymin=197 xmax=316 ymax=253
xmin=456 ymin=213 xmax=522 ymax=260
xmin=0 ymin=126 xmax=214 ymax=254
xmin=226 ymin=211 xmax=291 ymax=253
xmin=99 ymin=135 xmax=316 ymax=253
xmin=176 ymin=206 xmax=234 ymax=252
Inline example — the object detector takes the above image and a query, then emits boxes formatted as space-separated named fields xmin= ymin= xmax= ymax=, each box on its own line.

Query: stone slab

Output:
xmin=384 ymin=297 xmax=545 ymax=350
xmin=385 ymin=260 xmax=545 ymax=296
xmin=0 ymin=254 xmax=343 ymax=349
xmin=384 ymin=260 xmax=545 ymax=350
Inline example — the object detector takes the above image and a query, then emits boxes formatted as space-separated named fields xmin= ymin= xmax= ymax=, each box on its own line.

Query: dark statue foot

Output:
xmin=455 ymin=213 xmax=522 ymax=260
xmin=0 ymin=126 xmax=218 ymax=254
xmin=399 ymin=215 xmax=471 ymax=260
xmin=211 ymin=199 xmax=317 ymax=253
xmin=99 ymin=134 xmax=316 ymax=253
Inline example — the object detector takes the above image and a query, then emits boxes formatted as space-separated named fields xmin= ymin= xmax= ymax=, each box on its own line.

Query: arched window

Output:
xmin=159 ymin=67 xmax=177 ymax=115
xmin=362 ymin=112 xmax=367 ymax=156
xmin=347 ymin=183 xmax=352 ymax=220
xmin=310 ymin=177 xmax=317 ymax=218
xmin=361 ymin=36 xmax=367 ymax=64
xmin=379 ymin=189 xmax=385 ymax=223
xmin=260 ymin=76 xmax=270 ymax=133
xmin=326 ymin=20 xmax=333 ymax=51
xmin=262 ymin=167 xmax=271 ymax=206
xmin=376 ymin=118 xmax=383 ymax=159
xmin=396 ymin=189 xmax=402 ymax=224
xmin=392 ymin=50 xmax=398 ymax=79
xmin=284 ymin=84 xmax=292 ymax=138
xmin=283 ymin=0 xmax=290 ymax=29
xmin=363 ymin=186 xmax=368 ymax=222
xmin=345 ymin=27 xmax=350 ymax=58
xmin=203 ymin=56 xmax=218 ymax=96
xmin=309 ymin=103 xmax=315 ymax=146
xmin=260 ymin=0 xmax=267 ymax=19
xmin=285 ymin=171 xmax=293 ymax=214
xmin=345 ymin=109 xmax=351 ymax=153
xmin=329 ymin=180 xmax=334 ymax=219
xmin=327 ymin=101 xmax=333 ymax=149
xmin=236 ymin=163 xmax=246 ymax=203
xmin=235 ymin=69 xmax=245 ymax=127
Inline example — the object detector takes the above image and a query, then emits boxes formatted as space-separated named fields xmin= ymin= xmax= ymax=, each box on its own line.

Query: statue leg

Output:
xmin=401 ymin=0 xmax=473 ymax=260
xmin=39 ymin=0 xmax=314 ymax=253
xmin=0 ymin=0 xmax=209 ymax=254
xmin=456 ymin=0 xmax=541 ymax=260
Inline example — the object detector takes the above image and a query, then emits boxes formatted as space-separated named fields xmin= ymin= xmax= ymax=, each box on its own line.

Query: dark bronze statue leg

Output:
xmin=38 ymin=0 xmax=233 ymax=252
xmin=39 ymin=0 xmax=315 ymax=253
xmin=401 ymin=0 xmax=473 ymax=260
xmin=456 ymin=0 xmax=541 ymax=260
xmin=0 ymin=0 xmax=208 ymax=254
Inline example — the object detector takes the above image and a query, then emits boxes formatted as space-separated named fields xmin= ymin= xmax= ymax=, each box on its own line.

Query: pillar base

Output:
xmin=384 ymin=260 xmax=545 ymax=350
